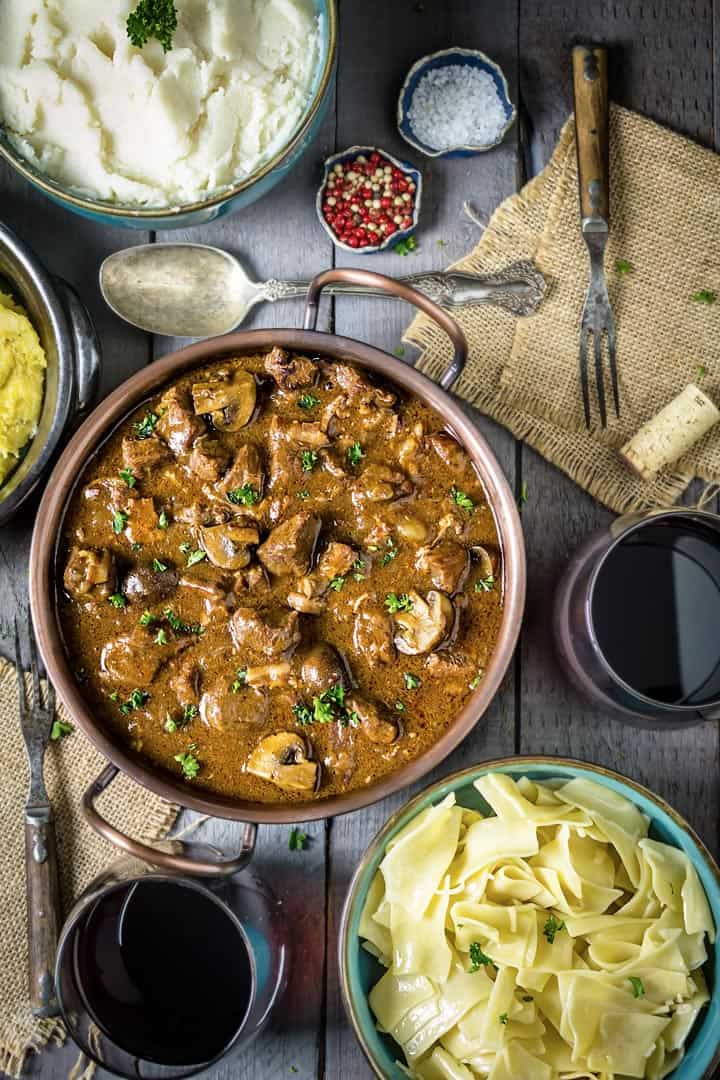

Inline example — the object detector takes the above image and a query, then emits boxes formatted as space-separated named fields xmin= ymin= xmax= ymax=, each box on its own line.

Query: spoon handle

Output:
xmin=261 ymin=259 xmax=545 ymax=317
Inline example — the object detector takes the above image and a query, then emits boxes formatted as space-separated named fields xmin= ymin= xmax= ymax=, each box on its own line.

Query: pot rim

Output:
xmin=0 ymin=221 xmax=75 ymax=524
xmin=29 ymin=328 xmax=526 ymax=824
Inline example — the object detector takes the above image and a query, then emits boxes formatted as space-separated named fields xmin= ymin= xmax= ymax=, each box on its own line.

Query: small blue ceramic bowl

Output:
xmin=340 ymin=756 xmax=720 ymax=1080
xmin=397 ymin=47 xmax=516 ymax=159
xmin=0 ymin=1 xmax=336 ymax=230
xmin=316 ymin=145 xmax=422 ymax=254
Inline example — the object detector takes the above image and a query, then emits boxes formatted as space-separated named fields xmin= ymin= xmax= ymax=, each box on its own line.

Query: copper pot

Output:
xmin=29 ymin=269 xmax=526 ymax=874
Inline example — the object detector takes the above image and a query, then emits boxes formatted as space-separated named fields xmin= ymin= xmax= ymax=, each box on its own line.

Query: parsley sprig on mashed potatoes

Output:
xmin=0 ymin=292 xmax=46 ymax=487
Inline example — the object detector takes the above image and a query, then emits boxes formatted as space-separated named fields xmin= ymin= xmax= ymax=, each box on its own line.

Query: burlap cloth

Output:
xmin=0 ymin=657 xmax=178 ymax=1078
xmin=405 ymin=104 xmax=720 ymax=513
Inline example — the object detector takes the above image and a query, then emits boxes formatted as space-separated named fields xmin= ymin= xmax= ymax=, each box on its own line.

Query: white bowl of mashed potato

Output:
xmin=0 ymin=223 xmax=100 ymax=525
xmin=0 ymin=0 xmax=337 ymax=230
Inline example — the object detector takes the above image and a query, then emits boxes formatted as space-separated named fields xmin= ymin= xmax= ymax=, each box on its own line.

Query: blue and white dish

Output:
xmin=397 ymin=47 xmax=516 ymax=159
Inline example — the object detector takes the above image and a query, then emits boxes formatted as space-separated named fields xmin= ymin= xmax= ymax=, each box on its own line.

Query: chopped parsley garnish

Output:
xmin=329 ymin=576 xmax=345 ymax=591
xmin=543 ymin=915 xmax=566 ymax=944
xmin=474 ymin=575 xmax=495 ymax=593
xmin=163 ymin=608 xmax=203 ymax=636
xmin=152 ymin=558 xmax=168 ymax=572
xmin=629 ymin=976 xmax=645 ymax=998
xmin=615 ymin=258 xmax=633 ymax=275
xmin=347 ymin=441 xmax=363 ymax=466
xmin=174 ymin=749 xmax=200 ymax=779
xmin=519 ymin=481 xmax=529 ymax=506
xmin=298 ymin=393 xmax=320 ymax=410
xmin=126 ymin=0 xmax=178 ymax=51
xmin=166 ymin=702 xmax=198 ymax=732
xmin=698 ymin=364 xmax=708 ymax=380
xmin=288 ymin=828 xmax=309 ymax=851
xmin=132 ymin=542 xmax=143 ymax=552
xmin=499 ymin=1013 xmax=509 ymax=1025
xmin=394 ymin=346 xmax=406 ymax=358
xmin=119 ymin=688 xmax=149 ymax=715
xmin=183 ymin=704 xmax=199 ymax=723
xmin=469 ymin=671 xmax=483 ymax=690
xmin=231 ymin=667 xmax=248 ymax=693
xmin=108 ymin=593 xmax=127 ymax=609
xmin=403 ymin=672 xmax=420 ymax=690
xmin=394 ymin=700 xmax=406 ymax=712
xmin=692 ymin=288 xmax=717 ymax=305
xmin=297 ymin=489 xmax=311 ymax=500
xmin=109 ymin=690 xmax=120 ymax=702
xmin=112 ymin=510 xmax=129 ymax=535
xmin=119 ymin=467 xmax=136 ymax=488
xmin=385 ymin=592 xmax=413 ymax=613
xmin=381 ymin=540 xmax=398 ymax=566
xmin=352 ymin=558 xmax=366 ymax=581
xmin=155 ymin=628 xmax=169 ymax=645
xmin=158 ymin=510 xmax=169 ymax=529
xmin=293 ymin=703 xmax=314 ymax=725
xmin=301 ymin=450 xmax=319 ymax=472
xmin=469 ymin=942 xmax=494 ymax=971
xmin=451 ymin=486 xmax=474 ymax=512
xmin=164 ymin=715 xmax=178 ymax=733
xmin=228 ymin=484 xmax=261 ymax=506
xmin=184 ymin=548 xmax=206 ymax=567
xmin=132 ymin=410 xmax=159 ymax=439
xmin=50 ymin=718 xmax=74 ymax=741
xmin=313 ymin=696 xmax=335 ymax=724
xmin=394 ymin=234 xmax=418 ymax=256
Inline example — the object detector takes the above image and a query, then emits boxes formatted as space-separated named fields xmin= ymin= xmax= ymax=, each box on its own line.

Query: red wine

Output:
xmin=73 ymin=879 xmax=252 ymax=1066
xmin=592 ymin=519 xmax=720 ymax=706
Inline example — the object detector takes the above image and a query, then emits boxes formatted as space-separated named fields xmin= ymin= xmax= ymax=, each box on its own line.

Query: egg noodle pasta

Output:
xmin=358 ymin=773 xmax=715 ymax=1080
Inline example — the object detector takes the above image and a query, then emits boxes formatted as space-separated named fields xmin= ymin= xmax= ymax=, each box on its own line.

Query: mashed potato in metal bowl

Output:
xmin=0 ymin=0 xmax=321 ymax=207
xmin=0 ymin=292 xmax=46 ymax=488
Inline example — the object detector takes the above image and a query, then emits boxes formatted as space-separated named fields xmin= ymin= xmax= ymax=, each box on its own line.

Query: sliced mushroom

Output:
xmin=191 ymin=368 xmax=257 ymax=431
xmin=300 ymin=643 xmax=350 ymax=694
xmin=246 ymin=732 xmax=320 ymax=793
xmin=471 ymin=545 xmax=495 ymax=580
xmin=64 ymin=547 xmax=116 ymax=601
xmin=244 ymin=662 xmax=293 ymax=689
xmin=199 ymin=521 xmax=260 ymax=570
xmin=347 ymin=694 xmax=400 ymax=745
xmin=393 ymin=590 xmax=454 ymax=655
xmin=395 ymin=513 xmax=430 ymax=544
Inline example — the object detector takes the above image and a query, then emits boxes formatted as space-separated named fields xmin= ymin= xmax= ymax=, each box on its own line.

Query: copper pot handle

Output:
xmin=303 ymin=268 xmax=468 ymax=390
xmin=82 ymin=765 xmax=257 ymax=878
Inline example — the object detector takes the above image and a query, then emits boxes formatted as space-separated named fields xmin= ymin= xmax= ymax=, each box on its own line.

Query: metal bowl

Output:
xmin=0 ymin=2 xmax=337 ymax=231
xmin=29 ymin=269 xmax=525 ymax=842
xmin=340 ymin=756 xmax=720 ymax=1080
xmin=0 ymin=222 xmax=100 ymax=526
xmin=397 ymin=47 xmax=516 ymax=159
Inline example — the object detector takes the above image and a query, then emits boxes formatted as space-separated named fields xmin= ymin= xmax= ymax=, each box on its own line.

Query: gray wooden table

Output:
xmin=1 ymin=2 xmax=719 ymax=1077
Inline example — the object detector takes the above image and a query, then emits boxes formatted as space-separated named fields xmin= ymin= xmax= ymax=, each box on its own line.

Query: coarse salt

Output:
xmin=407 ymin=64 xmax=508 ymax=151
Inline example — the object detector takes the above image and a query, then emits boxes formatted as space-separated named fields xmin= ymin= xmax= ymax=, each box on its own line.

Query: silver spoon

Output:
xmin=100 ymin=243 xmax=546 ymax=338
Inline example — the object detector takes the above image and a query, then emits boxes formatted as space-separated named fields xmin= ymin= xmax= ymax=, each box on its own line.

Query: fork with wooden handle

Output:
xmin=572 ymin=44 xmax=619 ymax=428
xmin=14 ymin=617 xmax=61 ymax=1017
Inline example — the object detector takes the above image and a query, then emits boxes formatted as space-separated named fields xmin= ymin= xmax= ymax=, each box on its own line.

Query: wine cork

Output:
xmin=620 ymin=383 xmax=720 ymax=481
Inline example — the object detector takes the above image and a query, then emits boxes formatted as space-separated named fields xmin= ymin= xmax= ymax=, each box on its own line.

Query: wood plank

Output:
xmin=324 ymin=2 xmax=520 ymax=1075
xmin=517 ymin=1 xmax=720 ymax=859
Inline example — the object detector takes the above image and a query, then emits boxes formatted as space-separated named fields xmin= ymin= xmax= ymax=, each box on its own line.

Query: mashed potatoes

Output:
xmin=0 ymin=0 xmax=321 ymax=206
xmin=0 ymin=293 xmax=46 ymax=487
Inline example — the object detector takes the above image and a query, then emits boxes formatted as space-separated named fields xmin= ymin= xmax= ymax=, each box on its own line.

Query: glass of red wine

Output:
xmin=554 ymin=508 xmax=720 ymax=724
xmin=55 ymin=851 xmax=287 ymax=1078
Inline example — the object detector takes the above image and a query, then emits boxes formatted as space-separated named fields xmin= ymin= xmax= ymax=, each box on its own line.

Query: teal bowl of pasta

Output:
xmin=339 ymin=757 xmax=720 ymax=1080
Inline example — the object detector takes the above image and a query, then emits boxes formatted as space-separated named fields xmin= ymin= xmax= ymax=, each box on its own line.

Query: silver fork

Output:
xmin=572 ymin=44 xmax=619 ymax=428
xmin=14 ymin=616 xmax=62 ymax=1017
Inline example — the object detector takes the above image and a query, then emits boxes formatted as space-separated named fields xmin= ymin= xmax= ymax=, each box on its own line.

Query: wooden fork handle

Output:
xmin=25 ymin=806 xmax=61 ymax=1016
xmin=572 ymin=45 xmax=610 ymax=221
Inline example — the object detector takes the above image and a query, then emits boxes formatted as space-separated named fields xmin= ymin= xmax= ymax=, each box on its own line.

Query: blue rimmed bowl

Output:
xmin=0 ymin=1 xmax=337 ymax=231
xmin=340 ymin=756 xmax=720 ymax=1080
xmin=397 ymin=47 xmax=516 ymax=158
xmin=316 ymin=146 xmax=422 ymax=253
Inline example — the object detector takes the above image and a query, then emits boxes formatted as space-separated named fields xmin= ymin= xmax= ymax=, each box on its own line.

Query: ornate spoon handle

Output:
xmin=261 ymin=259 xmax=545 ymax=317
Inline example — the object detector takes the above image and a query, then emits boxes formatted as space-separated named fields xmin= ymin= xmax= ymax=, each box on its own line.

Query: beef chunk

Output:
xmin=287 ymin=542 xmax=357 ymax=614
xmin=264 ymin=346 xmax=317 ymax=389
xmin=347 ymin=694 xmax=400 ymax=745
xmin=299 ymin=643 xmax=350 ymax=694
xmin=64 ymin=547 xmax=116 ymax=601
xmin=121 ymin=436 xmax=169 ymax=477
xmin=187 ymin=435 xmax=231 ymax=482
xmin=352 ymin=599 xmax=394 ymax=664
xmin=156 ymin=387 xmax=205 ymax=454
xmin=416 ymin=539 xmax=470 ymax=594
xmin=101 ymin=626 xmax=167 ymax=685
xmin=229 ymin=607 xmax=302 ymax=659
xmin=257 ymin=511 xmax=320 ymax=577
xmin=222 ymin=443 xmax=264 ymax=500
xmin=122 ymin=564 xmax=178 ymax=604
xmin=125 ymin=497 xmax=164 ymax=546
xmin=351 ymin=463 xmax=413 ymax=506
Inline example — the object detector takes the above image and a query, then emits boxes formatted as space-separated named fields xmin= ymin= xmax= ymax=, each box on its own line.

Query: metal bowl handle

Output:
xmin=303 ymin=268 xmax=468 ymax=390
xmin=52 ymin=277 xmax=101 ymax=420
xmin=82 ymin=764 xmax=257 ymax=877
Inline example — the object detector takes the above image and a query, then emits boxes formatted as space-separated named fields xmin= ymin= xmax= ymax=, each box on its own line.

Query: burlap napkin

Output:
xmin=0 ymin=657 xmax=178 ymax=1078
xmin=404 ymin=105 xmax=697 ymax=513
